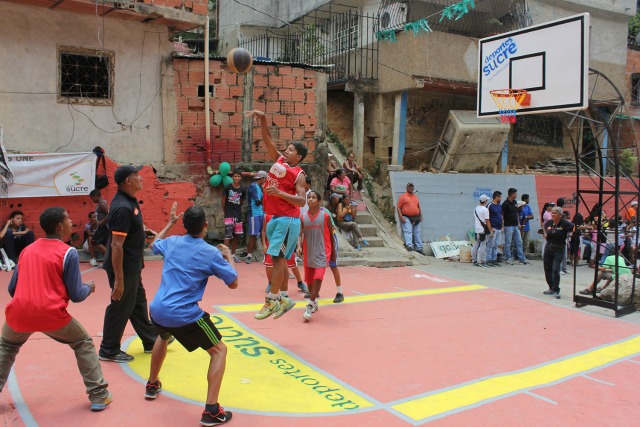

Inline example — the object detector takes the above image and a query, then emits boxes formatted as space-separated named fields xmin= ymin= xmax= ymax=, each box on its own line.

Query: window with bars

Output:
xmin=57 ymin=46 xmax=114 ymax=106
xmin=632 ymin=73 xmax=640 ymax=106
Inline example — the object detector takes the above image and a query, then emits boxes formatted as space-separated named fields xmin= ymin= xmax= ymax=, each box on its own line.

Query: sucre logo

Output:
xmin=66 ymin=171 xmax=89 ymax=193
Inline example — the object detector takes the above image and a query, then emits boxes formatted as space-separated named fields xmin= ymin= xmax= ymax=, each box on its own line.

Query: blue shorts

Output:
xmin=266 ymin=216 xmax=300 ymax=260
xmin=329 ymin=234 xmax=339 ymax=267
xmin=249 ymin=215 xmax=264 ymax=236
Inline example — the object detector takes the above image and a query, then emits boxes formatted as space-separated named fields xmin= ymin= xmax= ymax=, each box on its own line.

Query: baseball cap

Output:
xmin=114 ymin=164 xmax=143 ymax=184
xmin=254 ymin=170 xmax=267 ymax=179
xmin=406 ymin=182 xmax=414 ymax=187
xmin=479 ymin=194 xmax=489 ymax=202
xmin=631 ymin=201 xmax=638 ymax=206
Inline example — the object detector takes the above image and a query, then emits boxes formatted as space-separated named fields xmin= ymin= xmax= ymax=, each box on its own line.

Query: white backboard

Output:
xmin=477 ymin=13 xmax=590 ymax=117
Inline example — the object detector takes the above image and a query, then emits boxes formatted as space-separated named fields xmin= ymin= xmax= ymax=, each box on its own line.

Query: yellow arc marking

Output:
xmin=218 ymin=285 xmax=487 ymax=313
xmin=393 ymin=335 xmax=640 ymax=421
xmin=127 ymin=314 xmax=374 ymax=413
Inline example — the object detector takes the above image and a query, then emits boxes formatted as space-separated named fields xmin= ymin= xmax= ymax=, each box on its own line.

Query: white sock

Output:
xmin=281 ymin=291 xmax=288 ymax=298
xmin=336 ymin=286 xmax=342 ymax=294
xmin=268 ymin=292 xmax=279 ymax=300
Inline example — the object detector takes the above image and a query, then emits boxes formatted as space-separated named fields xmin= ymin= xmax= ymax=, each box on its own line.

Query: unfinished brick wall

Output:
xmin=172 ymin=59 xmax=321 ymax=168
xmin=139 ymin=0 xmax=209 ymax=15
xmin=618 ymin=47 xmax=640 ymax=149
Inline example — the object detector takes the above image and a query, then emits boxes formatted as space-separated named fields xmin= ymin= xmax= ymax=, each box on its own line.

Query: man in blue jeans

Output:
xmin=502 ymin=188 xmax=529 ymax=265
xmin=486 ymin=191 xmax=503 ymax=265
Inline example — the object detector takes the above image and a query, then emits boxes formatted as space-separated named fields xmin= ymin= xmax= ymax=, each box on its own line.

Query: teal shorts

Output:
xmin=266 ymin=216 xmax=301 ymax=260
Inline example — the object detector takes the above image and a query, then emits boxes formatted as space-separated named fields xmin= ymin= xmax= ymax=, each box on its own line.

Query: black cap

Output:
xmin=114 ymin=165 xmax=143 ymax=184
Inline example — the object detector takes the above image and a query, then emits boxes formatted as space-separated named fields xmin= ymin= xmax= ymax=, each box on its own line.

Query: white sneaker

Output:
xmin=245 ymin=255 xmax=252 ymax=264
xmin=90 ymin=258 xmax=98 ymax=267
xmin=303 ymin=304 xmax=313 ymax=321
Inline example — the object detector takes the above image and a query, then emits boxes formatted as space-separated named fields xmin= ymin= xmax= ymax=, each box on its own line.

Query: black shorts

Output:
xmin=92 ymin=226 xmax=109 ymax=246
xmin=152 ymin=313 xmax=222 ymax=352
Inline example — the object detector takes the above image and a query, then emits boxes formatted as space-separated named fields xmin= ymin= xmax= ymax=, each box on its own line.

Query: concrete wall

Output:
xmin=527 ymin=0 xmax=634 ymax=93
xmin=218 ymin=0 xmax=329 ymax=28
xmin=377 ymin=31 xmax=478 ymax=93
xmin=0 ymin=2 xmax=173 ymax=164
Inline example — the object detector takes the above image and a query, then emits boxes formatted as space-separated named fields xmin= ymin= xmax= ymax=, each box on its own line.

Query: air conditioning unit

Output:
xmin=378 ymin=2 xmax=408 ymax=32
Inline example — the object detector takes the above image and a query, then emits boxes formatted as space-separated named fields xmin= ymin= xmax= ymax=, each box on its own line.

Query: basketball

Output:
xmin=226 ymin=48 xmax=253 ymax=74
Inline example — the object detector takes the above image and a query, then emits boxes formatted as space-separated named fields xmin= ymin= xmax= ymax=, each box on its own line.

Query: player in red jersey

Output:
xmin=245 ymin=110 xmax=308 ymax=320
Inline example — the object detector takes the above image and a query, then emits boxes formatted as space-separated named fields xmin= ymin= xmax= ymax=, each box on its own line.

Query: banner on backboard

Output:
xmin=7 ymin=152 xmax=96 ymax=198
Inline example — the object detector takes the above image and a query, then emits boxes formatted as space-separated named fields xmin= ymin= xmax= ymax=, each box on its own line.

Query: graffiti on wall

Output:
xmin=406 ymin=98 xmax=443 ymax=127
xmin=513 ymin=115 xmax=563 ymax=147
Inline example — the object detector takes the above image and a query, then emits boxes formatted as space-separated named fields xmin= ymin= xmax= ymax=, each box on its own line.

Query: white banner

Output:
xmin=7 ymin=152 xmax=96 ymax=198
xmin=430 ymin=240 xmax=472 ymax=259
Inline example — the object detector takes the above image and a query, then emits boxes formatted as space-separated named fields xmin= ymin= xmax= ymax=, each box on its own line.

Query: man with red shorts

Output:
xmin=299 ymin=191 xmax=336 ymax=321
xmin=246 ymin=110 xmax=308 ymax=320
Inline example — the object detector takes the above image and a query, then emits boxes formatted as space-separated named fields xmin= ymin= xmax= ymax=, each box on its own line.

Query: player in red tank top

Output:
xmin=245 ymin=110 xmax=308 ymax=320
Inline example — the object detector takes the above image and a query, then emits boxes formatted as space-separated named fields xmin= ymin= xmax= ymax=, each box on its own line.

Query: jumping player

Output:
xmin=245 ymin=109 xmax=307 ymax=320
xmin=299 ymin=191 xmax=336 ymax=320
xmin=145 ymin=203 xmax=238 ymax=426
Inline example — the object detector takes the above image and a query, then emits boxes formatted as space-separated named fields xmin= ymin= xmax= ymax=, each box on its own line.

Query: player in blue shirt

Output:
xmin=145 ymin=203 xmax=238 ymax=426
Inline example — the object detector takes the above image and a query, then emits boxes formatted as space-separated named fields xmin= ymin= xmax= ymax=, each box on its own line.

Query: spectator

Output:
xmin=89 ymin=189 xmax=110 ymax=261
xmin=325 ymin=153 xmax=340 ymax=200
xmin=471 ymin=195 xmax=492 ymax=268
xmin=329 ymin=169 xmax=352 ymax=198
xmin=624 ymin=200 xmax=638 ymax=222
xmin=569 ymin=212 xmax=585 ymax=267
xmin=246 ymin=170 xmax=267 ymax=264
xmin=343 ymin=151 xmax=364 ymax=193
xmin=502 ymin=188 xmax=529 ymax=265
xmin=0 ymin=211 xmax=35 ymax=263
xmin=541 ymin=202 xmax=555 ymax=255
xmin=0 ymin=207 xmax=111 ymax=411
xmin=84 ymin=212 xmax=106 ymax=266
xmin=221 ymin=170 xmax=247 ymax=263
xmin=397 ymin=182 xmax=424 ymax=254
xmin=336 ymin=194 xmax=368 ymax=250
xmin=579 ymin=252 xmax=630 ymax=295
xmin=519 ymin=194 xmax=534 ymax=254
xmin=486 ymin=191 xmax=503 ymax=266
xmin=542 ymin=207 xmax=573 ymax=299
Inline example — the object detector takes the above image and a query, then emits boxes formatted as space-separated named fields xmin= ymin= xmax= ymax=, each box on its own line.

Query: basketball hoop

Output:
xmin=490 ymin=89 xmax=528 ymax=124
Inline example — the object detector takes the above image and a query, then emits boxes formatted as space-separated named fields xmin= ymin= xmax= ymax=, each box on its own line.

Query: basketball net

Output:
xmin=489 ymin=89 xmax=528 ymax=124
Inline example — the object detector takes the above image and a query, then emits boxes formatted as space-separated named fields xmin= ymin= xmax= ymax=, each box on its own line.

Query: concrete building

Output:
xmin=219 ymin=0 xmax=635 ymax=175
xmin=0 ymin=0 xmax=207 ymax=165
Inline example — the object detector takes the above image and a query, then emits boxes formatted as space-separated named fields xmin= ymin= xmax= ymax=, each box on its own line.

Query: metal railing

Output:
xmin=240 ymin=9 xmax=378 ymax=85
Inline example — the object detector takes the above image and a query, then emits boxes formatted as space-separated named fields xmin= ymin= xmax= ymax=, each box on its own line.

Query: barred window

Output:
xmin=632 ymin=73 xmax=640 ymax=106
xmin=58 ymin=46 xmax=114 ymax=106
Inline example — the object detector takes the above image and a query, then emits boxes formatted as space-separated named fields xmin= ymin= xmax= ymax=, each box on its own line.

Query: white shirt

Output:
xmin=474 ymin=205 xmax=490 ymax=234
xmin=299 ymin=189 xmax=311 ymax=217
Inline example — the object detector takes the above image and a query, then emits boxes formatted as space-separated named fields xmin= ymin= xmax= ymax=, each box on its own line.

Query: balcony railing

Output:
xmin=241 ymin=9 xmax=379 ymax=85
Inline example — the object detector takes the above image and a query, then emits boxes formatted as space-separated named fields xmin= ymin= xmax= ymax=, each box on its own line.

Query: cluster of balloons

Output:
xmin=209 ymin=162 xmax=232 ymax=187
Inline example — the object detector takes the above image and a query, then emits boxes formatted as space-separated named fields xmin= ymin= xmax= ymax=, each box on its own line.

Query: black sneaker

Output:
xmin=145 ymin=379 xmax=162 ymax=399
xmin=543 ymin=289 xmax=554 ymax=295
xmin=554 ymin=292 xmax=561 ymax=299
xmin=99 ymin=351 xmax=134 ymax=363
xmin=201 ymin=406 xmax=232 ymax=426
xmin=333 ymin=293 xmax=344 ymax=303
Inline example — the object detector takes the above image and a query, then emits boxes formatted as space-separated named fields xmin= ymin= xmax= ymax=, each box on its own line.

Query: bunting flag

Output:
xmin=376 ymin=0 xmax=475 ymax=43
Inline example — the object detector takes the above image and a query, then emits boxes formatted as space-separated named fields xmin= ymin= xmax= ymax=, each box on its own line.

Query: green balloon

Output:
xmin=219 ymin=162 xmax=231 ymax=177
xmin=209 ymin=174 xmax=222 ymax=187
xmin=222 ymin=175 xmax=233 ymax=187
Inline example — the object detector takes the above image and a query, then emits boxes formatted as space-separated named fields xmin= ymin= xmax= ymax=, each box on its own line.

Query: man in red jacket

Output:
xmin=0 ymin=207 xmax=112 ymax=411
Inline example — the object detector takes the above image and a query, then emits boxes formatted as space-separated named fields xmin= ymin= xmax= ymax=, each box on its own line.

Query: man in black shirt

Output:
xmin=502 ymin=188 xmax=529 ymax=265
xmin=99 ymin=165 xmax=158 ymax=362
xmin=542 ymin=207 xmax=574 ymax=299
xmin=222 ymin=170 xmax=247 ymax=263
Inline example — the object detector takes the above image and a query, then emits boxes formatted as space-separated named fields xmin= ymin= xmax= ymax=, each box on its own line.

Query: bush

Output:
xmin=619 ymin=148 xmax=638 ymax=177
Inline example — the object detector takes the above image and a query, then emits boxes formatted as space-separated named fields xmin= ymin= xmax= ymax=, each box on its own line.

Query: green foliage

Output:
xmin=630 ymin=11 xmax=640 ymax=38
xmin=327 ymin=130 xmax=347 ymax=156
xmin=370 ymin=158 xmax=382 ymax=179
xmin=619 ymin=148 xmax=638 ymax=176
xmin=364 ymin=178 xmax=375 ymax=202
